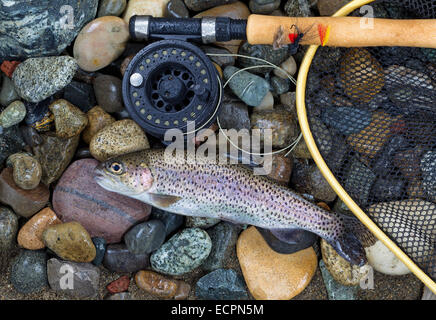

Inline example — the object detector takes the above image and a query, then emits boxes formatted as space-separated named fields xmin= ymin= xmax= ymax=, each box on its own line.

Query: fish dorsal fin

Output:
xmin=149 ymin=193 xmax=182 ymax=208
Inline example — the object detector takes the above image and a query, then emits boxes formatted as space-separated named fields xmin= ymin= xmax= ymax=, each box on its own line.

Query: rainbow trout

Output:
xmin=95 ymin=149 xmax=367 ymax=266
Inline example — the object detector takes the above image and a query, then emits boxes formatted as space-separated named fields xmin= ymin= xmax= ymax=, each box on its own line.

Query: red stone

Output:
xmin=106 ymin=275 xmax=130 ymax=294
xmin=52 ymin=159 xmax=151 ymax=243
xmin=0 ymin=168 xmax=49 ymax=218
xmin=1 ymin=61 xmax=21 ymax=78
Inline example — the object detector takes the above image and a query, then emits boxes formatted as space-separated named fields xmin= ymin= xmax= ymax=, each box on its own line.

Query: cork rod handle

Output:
xmin=246 ymin=15 xmax=436 ymax=48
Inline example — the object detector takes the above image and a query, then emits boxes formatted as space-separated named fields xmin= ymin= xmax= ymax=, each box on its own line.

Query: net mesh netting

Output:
xmin=305 ymin=0 xmax=436 ymax=280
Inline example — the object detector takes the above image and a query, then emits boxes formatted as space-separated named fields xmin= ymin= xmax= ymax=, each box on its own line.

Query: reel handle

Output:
xmin=247 ymin=15 xmax=436 ymax=48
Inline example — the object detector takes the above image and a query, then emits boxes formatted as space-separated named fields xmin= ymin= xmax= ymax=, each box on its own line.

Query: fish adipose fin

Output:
xmin=149 ymin=194 xmax=182 ymax=208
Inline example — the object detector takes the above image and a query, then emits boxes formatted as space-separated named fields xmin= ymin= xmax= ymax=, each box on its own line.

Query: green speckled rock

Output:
xmin=12 ymin=56 xmax=78 ymax=103
xmin=0 ymin=1 xmax=97 ymax=59
xmin=0 ymin=100 xmax=26 ymax=129
xmin=150 ymin=228 xmax=212 ymax=276
xmin=223 ymin=66 xmax=269 ymax=107
xmin=10 ymin=250 xmax=48 ymax=294
xmin=186 ymin=216 xmax=220 ymax=229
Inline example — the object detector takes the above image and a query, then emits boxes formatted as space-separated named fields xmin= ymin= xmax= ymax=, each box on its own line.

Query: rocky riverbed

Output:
xmin=0 ymin=0 xmax=433 ymax=300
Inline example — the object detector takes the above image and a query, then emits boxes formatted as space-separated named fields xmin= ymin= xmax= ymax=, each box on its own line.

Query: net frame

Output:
xmin=295 ymin=0 xmax=436 ymax=294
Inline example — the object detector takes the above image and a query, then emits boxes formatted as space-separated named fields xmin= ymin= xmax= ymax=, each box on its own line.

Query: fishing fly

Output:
xmin=273 ymin=22 xmax=317 ymax=55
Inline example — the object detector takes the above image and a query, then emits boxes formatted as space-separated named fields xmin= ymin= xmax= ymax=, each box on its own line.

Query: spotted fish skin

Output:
xmin=95 ymin=149 xmax=366 ymax=265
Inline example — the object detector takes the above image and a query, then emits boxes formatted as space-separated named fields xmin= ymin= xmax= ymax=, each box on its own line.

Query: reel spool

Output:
xmin=122 ymin=39 xmax=220 ymax=141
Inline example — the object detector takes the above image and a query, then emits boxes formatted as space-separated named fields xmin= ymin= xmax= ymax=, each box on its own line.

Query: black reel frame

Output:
xmin=122 ymin=16 xmax=247 ymax=142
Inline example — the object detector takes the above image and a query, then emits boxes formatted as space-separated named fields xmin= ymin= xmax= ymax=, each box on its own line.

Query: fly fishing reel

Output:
xmin=122 ymin=16 xmax=247 ymax=141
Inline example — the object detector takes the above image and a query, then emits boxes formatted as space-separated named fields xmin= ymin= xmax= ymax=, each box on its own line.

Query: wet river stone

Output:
xmin=0 ymin=125 xmax=25 ymax=164
xmin=135 ymin=270 xmax=178 ymax=298
xmin=284 ymin=0 xmax=311 ymax=16
xmin=32 ymin=132 xmax=79 ymax=185
xmin=0 ymin=167 xmax=49 ymax=218
xmin=49 ymin=99 xmax=88 ymax=138
xmin=106 ymin=276 xmax=130 ymax=294
xmin=249 ymin=0 xmax=281 ymax=14
xmin=0 ymin=74 xmax=20 ymax=107
xmin=53 ymin=159 xmax=151 ymax=243
xmin=251 ymin=108 xmax=299 ymax=149
xmin=321 ymin=239 xmax=370 ymax=286
xmin=339 ymin=48 xmax=385 ymax=103
xmin=82 ymin=106 xmax=115 ymax=144
xmin=238 ymin=42 xmax=288 ymax=74
xmin=185 ymin=217 xmax=221 ymax=229
xmin=185 ymin=0 xmax=236 ymax=11
xmin=125 ymin=220 xmax=166 ymax=255
xmin=74 ymin=16 xmax=129 ymax=72
xmin=98 ymin=0 xmax=127 ymax=17
xmin=103 ymin=244 xmax=149 ymax=272
xmin=166 ymin=0 xmax=190 ymax=18
xmin=151 ymin=208 xmax=184 ymax=236
xmin=237 ymin=226 xmax=317 ymax=300
xmin=271 ymin=76 xmax=290 ymax=95
xmin=0 ymin=100 xmax=26 ymax=129
xmin=90 ymin=119 xmax=150 ymax=161
xmin=344 ymin=158 xmax=376 ymax=207
xmin=321 ymin=106 xmax=372 ymax=136
xmin=43 ymin=222 xmax=96 ymax=263
xmin=63 ymin=81 xmax=96 ymax=113
xmin=123 ymin=0 xmax=171 ymax=21
xmin=0 ymin=207 xmax=19 ymax=254
xmin=10 ymin=250 xmax=47 ymax=294
xmin=421 ymin=151 xmax=436 ymax=201
xmin=150 ymin=228 xmax=212 ymax=276
xmin=93 ymin=75 xmax=124 ymax=113
xmin=0 ymin=0 xmax=97 ymax=59
xmin=17 ymin=207 xmax=61 ymax=250
xmin=224 ymin=66 xmax=269 ymax=107
xmin=47 ymin=258 xmax=100 ymax=298
xmin=319 ymin=260 xmax=358 ymax=300
xmin=306 ymin=164 xmax=337 ymax=202
xmin=202 ymin=222 xmax=240 ymax=272
xmin=6 ymin=152 xmax=42 ymax=190
xmin=91 ymin=237 xmax=107 ymax=266
xmin=196 ymin=269 xmax=248 ymax=300
xmin=12 ymin=56 xmax=78 ymax=103
xmin=217 ymin=102 xmax=250 ymax=130
xmin=365 ymin=240 xmax=410 ymax=276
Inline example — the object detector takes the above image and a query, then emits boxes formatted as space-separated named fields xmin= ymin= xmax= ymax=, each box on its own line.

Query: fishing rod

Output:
xmin=129 ymin=14 xmax=436 ymax=48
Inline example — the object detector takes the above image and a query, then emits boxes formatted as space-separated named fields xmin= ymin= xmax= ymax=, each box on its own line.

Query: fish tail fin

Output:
xmin=328 ymin=214 xmax=375 ymax=266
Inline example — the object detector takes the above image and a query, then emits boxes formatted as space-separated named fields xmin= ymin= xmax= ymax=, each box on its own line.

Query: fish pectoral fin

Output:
xmin=149 ymin=193 xmax=182 ymax=208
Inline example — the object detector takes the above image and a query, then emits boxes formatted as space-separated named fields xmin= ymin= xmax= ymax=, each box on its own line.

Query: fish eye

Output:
xmin=108 ymin=162 xmax=123 ymax=175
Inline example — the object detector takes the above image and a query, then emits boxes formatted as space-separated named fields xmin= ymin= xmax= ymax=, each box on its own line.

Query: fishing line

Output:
xmin=206 ymin=52 xmax=302 ymax=157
